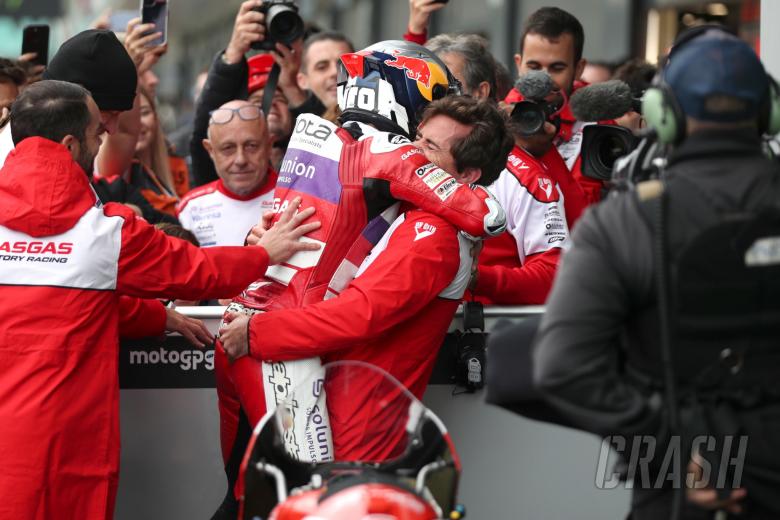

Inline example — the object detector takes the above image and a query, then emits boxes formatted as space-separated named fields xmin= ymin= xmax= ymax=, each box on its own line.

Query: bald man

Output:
xmin=177 ymin=100 xmax=277 ymax=247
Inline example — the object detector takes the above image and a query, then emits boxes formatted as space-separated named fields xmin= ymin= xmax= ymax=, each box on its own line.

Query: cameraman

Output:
xmin=190 ymin=0 xmax=296 ymax=186
xmin=507 ymin=7 xmax=606 ymax=205
xmin=533 ymin=29 xmax=780 ymax=518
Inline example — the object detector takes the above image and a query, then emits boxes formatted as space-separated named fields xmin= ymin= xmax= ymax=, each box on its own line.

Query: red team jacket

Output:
xmin=249 ymin=209 xmax=470 ymax=460
xmin=216 ymin=116 xmax=500 ymax=465
xmin=0 ymin=138 xmax=276 ymax=519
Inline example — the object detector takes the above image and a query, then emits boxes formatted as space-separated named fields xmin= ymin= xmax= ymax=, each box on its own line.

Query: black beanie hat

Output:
xmin=43 ymin=30 xmax=137 ymax=112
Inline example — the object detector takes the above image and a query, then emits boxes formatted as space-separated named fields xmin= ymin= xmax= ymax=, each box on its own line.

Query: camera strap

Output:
xmin=261 ymin=62 xmax=282 ymax=121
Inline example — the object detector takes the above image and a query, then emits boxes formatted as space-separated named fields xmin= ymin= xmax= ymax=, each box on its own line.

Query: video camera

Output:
xmin=510 ymin=70 xmax=565 ymax=136
xmin=571 ymin=80 xmax=667 ymax=189
xmin=511 ymin=99 xmax=560 ymax=136
xmin=251 ymin=0 xmax=304 ymax=51
xmin=581 ymin=128 xmax=666 ymax=188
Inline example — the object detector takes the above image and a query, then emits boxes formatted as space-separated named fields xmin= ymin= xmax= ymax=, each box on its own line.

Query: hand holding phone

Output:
xmin=141 ymin=0 xmax=168 ymax=46
xmin=21 ymin=25 xmax=49 ymax=67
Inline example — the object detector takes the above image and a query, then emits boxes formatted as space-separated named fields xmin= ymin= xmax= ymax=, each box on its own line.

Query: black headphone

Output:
xmin=641 ymin=25 xmax=780 ymax=145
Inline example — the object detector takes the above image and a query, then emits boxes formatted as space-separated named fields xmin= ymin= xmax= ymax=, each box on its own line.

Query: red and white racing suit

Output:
xmin=215 ymin=114 xmax=504 ymax=492
xmin=473 ymin=144 xmax=587 ymax=304
xmin=177 ymin=172 xmax=277 ymax=247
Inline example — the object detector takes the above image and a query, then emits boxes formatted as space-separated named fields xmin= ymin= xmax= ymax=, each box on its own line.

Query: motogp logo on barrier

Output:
xmin=128 ymin=347 xmax=214 ymax=371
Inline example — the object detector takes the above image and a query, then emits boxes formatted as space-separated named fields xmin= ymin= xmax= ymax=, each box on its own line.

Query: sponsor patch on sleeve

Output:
xmin=434 ymin=178 xmax=459 ymax=201
xmin=422 ymin=169 xmax=451 ymax=189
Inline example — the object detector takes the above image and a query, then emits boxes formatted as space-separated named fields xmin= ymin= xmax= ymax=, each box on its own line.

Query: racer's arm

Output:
xmin=247 ymin=211 xmax=462 ymax=360
xmin=364 ymin=141 xmax=505 ymax=238
xmin=533 ymin=195 xmax=664 ymax=438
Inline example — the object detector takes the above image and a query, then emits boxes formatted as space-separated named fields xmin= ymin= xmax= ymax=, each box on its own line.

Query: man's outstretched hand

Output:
xmin=165 ymin=307 xmax=214 ymax=348
xmin=256 ymin=197 xmax=321 ymax=264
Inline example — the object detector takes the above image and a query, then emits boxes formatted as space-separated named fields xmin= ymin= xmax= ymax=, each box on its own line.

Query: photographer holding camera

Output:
xmin=533 ymin=27 xmax=780 ymax=519
xmin=190 ymin=0 xmax=310 ymax=186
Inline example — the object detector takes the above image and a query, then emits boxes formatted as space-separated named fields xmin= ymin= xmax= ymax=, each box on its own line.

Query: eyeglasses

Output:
xmin=209 ymin=105 xmax=263 ymax=125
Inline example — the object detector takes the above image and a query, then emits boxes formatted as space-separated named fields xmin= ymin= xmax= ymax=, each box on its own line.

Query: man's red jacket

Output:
xmin=0 ymin=138 xmax=274 ymax=519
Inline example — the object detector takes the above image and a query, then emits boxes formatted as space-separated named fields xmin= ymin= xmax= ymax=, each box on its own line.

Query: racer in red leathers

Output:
xmin=211 ymin=42 xmax=508 ymax=518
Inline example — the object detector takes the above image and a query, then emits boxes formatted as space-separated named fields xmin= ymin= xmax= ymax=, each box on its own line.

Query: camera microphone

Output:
xmin=515 ymin=70 xmax=555 ymax=101
xmin=570 ymin=80 xmax=634 ymax=122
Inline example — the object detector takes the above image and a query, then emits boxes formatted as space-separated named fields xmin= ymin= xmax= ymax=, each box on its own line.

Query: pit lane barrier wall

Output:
xmin=118 ymin=305 xmax=630 ymax=519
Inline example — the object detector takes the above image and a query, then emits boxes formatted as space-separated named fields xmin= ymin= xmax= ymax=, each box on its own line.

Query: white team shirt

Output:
xmin=487 ymin=149 xmax=571 ymax=264
xmin=177 ymin=174 xmax=276 ymax=247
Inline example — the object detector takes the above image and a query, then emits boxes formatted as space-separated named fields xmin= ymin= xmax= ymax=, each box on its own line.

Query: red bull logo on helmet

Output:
xmin=384 ymin=51 xmax=434 ymax=88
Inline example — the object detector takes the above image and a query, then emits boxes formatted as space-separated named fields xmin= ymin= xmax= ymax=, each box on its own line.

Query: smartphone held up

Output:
xmin=21 ymin=25 xmax=50 ymax=67
xmin=141 ymin=0 xmax=168 ymax=46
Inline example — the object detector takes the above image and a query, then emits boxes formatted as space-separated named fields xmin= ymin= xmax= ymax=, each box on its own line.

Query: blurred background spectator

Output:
xmin=580 ymin=60 xmax=614 ymax=84
xmin=125 ymin=86 xmax=189 ymax=214
xmin=612 ymin=57 xmax=657 ymax=132
xmin=0 ymin=58 xmax=26 ymax=112
xmin=0 ymin=0 xmax=760 ymax=145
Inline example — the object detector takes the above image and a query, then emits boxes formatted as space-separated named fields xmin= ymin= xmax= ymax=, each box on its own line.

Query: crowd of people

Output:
xmin=1 ymin=0 xmax=779 ymax=518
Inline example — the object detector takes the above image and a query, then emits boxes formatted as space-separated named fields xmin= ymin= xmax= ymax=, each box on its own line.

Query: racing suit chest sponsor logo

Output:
xmin=288 ymin=114 xmax=341 ymax=159
xmin=294 ymin=117 xmax=333 ymax=142
xmin=279 ymin=154 xmax=317 ymax=181
xmin=400 ymin=148 xmax=422 ymax=161
xmin=274 ymin=154 xmax=341 ymax=205
xmin=415 ymin=164 xmax=436 ymax=177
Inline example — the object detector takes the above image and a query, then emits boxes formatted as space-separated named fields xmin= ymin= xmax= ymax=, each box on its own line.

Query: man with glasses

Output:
xmin=178 ymin=100 xmax=276 ymax=247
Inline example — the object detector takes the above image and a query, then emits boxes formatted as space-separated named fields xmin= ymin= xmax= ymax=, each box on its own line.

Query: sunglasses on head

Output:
xmin=209 ymin=105 xmax=263 ymax=125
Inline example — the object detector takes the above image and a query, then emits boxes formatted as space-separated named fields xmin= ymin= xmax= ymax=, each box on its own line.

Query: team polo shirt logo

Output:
xmin=414 ymin=221 xmax=437 ymax=241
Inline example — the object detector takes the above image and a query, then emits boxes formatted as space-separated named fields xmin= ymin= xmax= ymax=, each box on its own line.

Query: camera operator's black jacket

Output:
xmin=533 ymin=129 xmax=780 ymax=513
